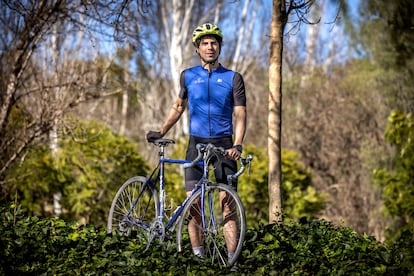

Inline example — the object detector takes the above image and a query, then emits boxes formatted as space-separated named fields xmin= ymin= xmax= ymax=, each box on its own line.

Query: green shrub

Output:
xmin=374 ymin=111 xmax=414 ymax=241
xmin=2 ymin=117 xmax=149 ymax=225
xmin=237 ymin=145 xmax=326 ymax=227
xmin=369 ymin=111 xmax=414 ymax=274
xmin=243 ymin=219 xmax=410 ymax=275
xmin=1 ymin=203 xmax=411 ymax=275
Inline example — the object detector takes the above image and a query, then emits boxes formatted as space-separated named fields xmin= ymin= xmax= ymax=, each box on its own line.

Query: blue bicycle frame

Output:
xmin=133 ymin=151 xmax=207 ymax=233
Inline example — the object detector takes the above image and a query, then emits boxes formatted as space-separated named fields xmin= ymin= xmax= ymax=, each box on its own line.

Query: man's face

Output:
xmin=197 ymin=36 xmax=220 ymax=63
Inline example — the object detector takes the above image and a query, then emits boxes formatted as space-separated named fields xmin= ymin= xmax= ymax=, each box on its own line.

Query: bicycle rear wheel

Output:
xmin=176 ymin=183 xmax=246 ymax=268
xmin=107 ymin=176 xmax=159 ymax=242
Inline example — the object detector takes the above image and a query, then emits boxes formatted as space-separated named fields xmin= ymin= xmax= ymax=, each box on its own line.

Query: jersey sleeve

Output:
xmin=233 ymin=72 xmax=246 ymax=106
xmin=178 ymin=70 xmax=187 ymax=99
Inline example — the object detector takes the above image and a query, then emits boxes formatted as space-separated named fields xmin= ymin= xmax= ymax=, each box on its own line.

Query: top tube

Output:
xmin=150 ymin=138 xmax=204 ymax=167
xmin=162 ymin=158 xmax=204 ymax=167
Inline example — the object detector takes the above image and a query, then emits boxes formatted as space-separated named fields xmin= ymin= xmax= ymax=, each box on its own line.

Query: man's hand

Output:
xmin=146 ymin=131 xmax=162 ymax=142
xmin=227 ymin=146 xmax=242 ymax=160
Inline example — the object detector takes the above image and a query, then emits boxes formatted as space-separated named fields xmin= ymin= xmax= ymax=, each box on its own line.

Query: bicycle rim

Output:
xmin=107 ymin=176 xmax=159 ymax=243
xmin=176 ymin=183 xmax=246 ymax=268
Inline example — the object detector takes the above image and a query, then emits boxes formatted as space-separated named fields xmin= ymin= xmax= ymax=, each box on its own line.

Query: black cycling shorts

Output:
xmin=185 ymin=135 xmax=238 ymax=192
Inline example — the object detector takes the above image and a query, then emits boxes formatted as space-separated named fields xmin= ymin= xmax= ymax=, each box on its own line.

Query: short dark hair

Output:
xmin=193 ymin=35 xmax=223 ymax=48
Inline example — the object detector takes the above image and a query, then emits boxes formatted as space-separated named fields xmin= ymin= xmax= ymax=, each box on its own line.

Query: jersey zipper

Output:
xmin=208 ymin=71 xmax=212 ymax=137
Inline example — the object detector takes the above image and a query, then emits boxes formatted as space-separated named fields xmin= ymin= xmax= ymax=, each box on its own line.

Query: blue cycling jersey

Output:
xmin=179 ymin=65 xmax=246 ymax=138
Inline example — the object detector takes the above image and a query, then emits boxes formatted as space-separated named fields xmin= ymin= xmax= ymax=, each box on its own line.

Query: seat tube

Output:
xmin=159 ymin=146 xmax=165 ymax=223
xmin=200 ymin=158 xmax=209 ymax=231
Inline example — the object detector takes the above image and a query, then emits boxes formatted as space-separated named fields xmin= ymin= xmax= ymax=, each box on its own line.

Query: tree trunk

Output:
xmin=50 ymin=25 xmax=63 ymax=217
xmin=161 ymin=0 xmax=195 ymax=138
xmin=119 ymin=46 xmax=132 ymax=136
xmin=268 ymin=0 xmax=286 ymax=224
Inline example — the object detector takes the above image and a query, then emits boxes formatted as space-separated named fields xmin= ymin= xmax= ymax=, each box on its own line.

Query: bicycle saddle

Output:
xmin=153 ymin=138 xmax=175 ymax=147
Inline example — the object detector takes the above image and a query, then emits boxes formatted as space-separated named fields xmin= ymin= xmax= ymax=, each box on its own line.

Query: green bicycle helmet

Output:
xmin=192 ymin=23 xmax=223 ymax=45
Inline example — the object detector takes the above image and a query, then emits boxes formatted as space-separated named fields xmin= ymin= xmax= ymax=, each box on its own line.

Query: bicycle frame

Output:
xmin=131 ymin=146 xmax=206 ymax=235
xmin=122 ymin=140 xmax=251 ymax=244
xmin=108 ymin=140 xmax=251 ymax=267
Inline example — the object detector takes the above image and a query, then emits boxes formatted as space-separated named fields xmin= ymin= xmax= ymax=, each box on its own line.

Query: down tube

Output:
xmin=165 ymin=184 xmax=198 ymax=230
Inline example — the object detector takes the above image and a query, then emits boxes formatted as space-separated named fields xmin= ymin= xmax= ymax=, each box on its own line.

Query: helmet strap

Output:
xmin=202 ymin=60 xmax=217 ymax=73
xmin=200 ymin=56 xmax=218 ymax=72
xmin=196 ymin=47 xmax=221 ymax=72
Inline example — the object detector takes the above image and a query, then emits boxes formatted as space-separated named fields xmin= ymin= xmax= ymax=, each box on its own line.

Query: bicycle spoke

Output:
xmin=176 ymin=184 xmax=245 ymax=268
xmin=107 ymin=176 xmax=159 ymax=243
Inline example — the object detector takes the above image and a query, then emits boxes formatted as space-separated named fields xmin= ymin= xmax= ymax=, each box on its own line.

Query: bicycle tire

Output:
xmin=176 ymin=183 xmax=246 ymax=268
xmin=107 ymin=176 xmax=159 ymax=242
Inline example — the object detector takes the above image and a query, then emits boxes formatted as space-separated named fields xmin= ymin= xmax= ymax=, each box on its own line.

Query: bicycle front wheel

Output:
xmin=107 ymin=176 xmax=159 ymax=242
xmin=176 ymin=183 xmax=246 ymax=268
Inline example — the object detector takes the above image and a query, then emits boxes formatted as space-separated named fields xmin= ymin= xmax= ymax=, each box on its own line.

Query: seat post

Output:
xmin=159 ymin=144 xmax=165 ymax=158
xmin=154 ymin=139 xmax=175 ymax=158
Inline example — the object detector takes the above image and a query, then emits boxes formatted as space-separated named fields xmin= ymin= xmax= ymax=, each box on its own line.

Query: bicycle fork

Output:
xmin=201 ymin=184 xmax=218 ymax=234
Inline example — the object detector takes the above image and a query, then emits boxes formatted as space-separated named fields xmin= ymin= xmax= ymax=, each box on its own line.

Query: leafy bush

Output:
xmin=374 ymin=111 xmax=414 ymax=241
xmin=2 ymin=117 xmax=149 ymax=225
xmin=1 ymin=203 xmax=412 ymax=275
xmin=237 ymin=145 xmax=326 ymax=227
xmin=243 ymin=219 xmax=412 ymax=275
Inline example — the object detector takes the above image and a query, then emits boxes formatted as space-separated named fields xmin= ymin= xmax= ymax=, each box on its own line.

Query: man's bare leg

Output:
xmin=221 ymin=191 xmax=239 ymax=256
xmin=187 ymin=191 xmax=204 ymax=257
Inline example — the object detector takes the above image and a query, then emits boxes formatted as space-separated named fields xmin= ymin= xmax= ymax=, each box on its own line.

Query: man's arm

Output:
xmin=233 ymin=105 xmax=246 ymax=146
xmin=227 ymin=105 xmax=246 ymax=160
xmin=160 ymin=97 xmax=187 ymax=136
xmin=231 ymin=72 xmax=247 ymax=149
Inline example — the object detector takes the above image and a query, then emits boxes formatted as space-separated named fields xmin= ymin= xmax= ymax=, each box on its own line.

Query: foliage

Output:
xmin=243 ymin=219 xmax=412 ymax=275
xmin=359 ymin=0 xmax=414 ymax=68
xmin=0 ymin=104 xmax=34 ymax=180
xmin=359 ymin=0 xmax=414 ymax=114
xmin=163 ymin=138 xmax=188 ymax=206
xmin=1 ymin=203 xmax=412 ymax=275
xmin=237 ymin=145 xmax=325 ymax=227
xmin=281 ymin=149 xmax=326 ymax=221
xmin=237 ymin=145 xmax=269 ymax=227
xmin=282 ymin=58 xmax=389 ymax=236
xmin=0 ymin=0 xmax=141 ymax=182
xmin=3 ymin=117 xmax=149 ymax=225
xmin=373 ymin=111 xmax=414 ymax=240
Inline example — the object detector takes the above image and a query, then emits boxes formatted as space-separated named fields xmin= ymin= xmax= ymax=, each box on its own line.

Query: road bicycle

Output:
xmin=107 ymin=138 xmax=253 ymax=268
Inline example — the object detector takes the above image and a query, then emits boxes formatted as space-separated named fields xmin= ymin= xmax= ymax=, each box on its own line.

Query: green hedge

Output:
xmin=1 ymin=204 xmax=412 ymax=275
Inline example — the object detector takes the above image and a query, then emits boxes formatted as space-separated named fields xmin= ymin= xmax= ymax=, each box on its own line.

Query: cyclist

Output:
xmin=146 ymin=23 xmax=247 ymax=262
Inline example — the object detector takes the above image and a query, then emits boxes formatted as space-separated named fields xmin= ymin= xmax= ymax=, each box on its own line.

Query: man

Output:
xmin=146 ymin=23 xmax=247 ymax=261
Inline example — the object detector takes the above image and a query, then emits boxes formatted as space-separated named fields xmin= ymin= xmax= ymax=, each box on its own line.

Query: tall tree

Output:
xmin=159 ymin=0 xmax=196 ymax=137
xmin=0 ymin=0 xmax=143 ymax=185
xmin=268 ymin=0 xmax=287 ymax=224
xmin=0 ymin=0 xmax=65 ymax=179
xmin=268 ymin=0 xmax=316 ymax=223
